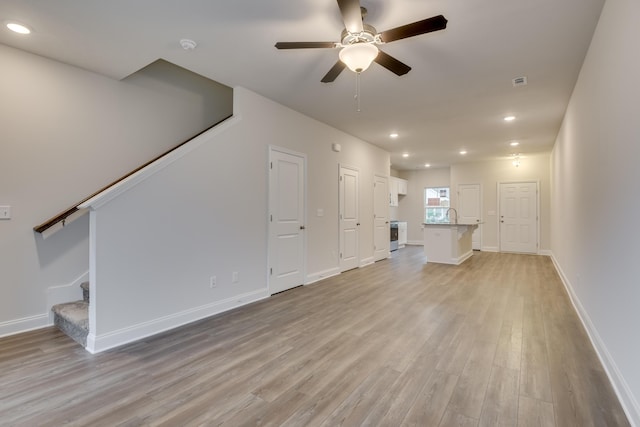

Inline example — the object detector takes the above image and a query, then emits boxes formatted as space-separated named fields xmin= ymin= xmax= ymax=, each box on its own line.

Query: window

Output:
xmin=424 ymin=187 xmax=450 ymax=222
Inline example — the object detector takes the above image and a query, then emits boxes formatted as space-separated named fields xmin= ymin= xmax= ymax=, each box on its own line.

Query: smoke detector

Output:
xmin=512 ymin=76 xmax=528 ymax=87
xmin=180 ymin=39 xmax=197 ymax=50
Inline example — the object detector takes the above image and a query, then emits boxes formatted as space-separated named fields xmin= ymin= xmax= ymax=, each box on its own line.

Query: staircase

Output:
xmin=52 ymin=282 xmax=89 ymax=347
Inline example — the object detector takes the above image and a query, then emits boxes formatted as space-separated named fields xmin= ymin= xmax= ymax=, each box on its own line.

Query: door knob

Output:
xmin=300 ymin=225 xmax=306 ymax=230
xmin=357 ymin=223 xmax=360 ymax=226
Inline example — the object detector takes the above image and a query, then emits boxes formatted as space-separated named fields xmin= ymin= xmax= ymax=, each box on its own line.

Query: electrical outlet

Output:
xmin=232 ymin=272 xmax=239 ymax=283
xmin=210 ymin=276 xmax=217 ymax=288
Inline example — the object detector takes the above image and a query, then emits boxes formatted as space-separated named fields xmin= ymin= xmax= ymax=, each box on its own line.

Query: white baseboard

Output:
xmin=538 ymin=249 xmax=552 ymax=256
xmin=0 ymin=271 xmax=90 ymax=338
xmin=305 ymin=267 xmax=341 ymax=285
xmin=46 ymin=271 xmax=89 ymax=323
xmin=481 ymin=246 xmax=499 ymax=252
xmin=360 ymin=257 xmax=375 ymax=268
xmin=0 ymin=314 xmax=50 ymax=338
xmin=405 ymin=241 xmax=424 ymax=246
xmin=550 ymin=253 xmax=640 ymax=427
xmin=86 ymin=288 xmax=269 ymax=354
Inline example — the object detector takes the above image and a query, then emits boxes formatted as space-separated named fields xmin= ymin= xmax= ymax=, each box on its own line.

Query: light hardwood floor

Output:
xmin=0 ymin=247 xmax=630 ymax=426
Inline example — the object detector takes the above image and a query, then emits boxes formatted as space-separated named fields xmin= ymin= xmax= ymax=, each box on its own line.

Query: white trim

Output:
xmin=305 ymin=267 xmax=341 ymax=285
xmin=426 ymin=249 xmax=473 ymax=266
xmin=538 ymin=249 xmax=552 ymax=256
xmin=482 ymin=246 xmax=499 ymax=252
xmin=550 ymin=253 xmax=640 ymax=427
xmin=407 ymin=240 xmax=424 ymax=246
xmin=79 ymin=116 xmax=240 ymax=210
xmin=360 ymin=256 xmax=375 ymax=267
xmin=86 ymin=288 xmax=269 ymax=354
xmin=46 ymin=270 xmax=89 ymax=322
xmin=0 ymin=314 xmax=49 ymax=338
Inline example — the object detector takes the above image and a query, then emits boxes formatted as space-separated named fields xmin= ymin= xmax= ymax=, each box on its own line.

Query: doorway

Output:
xmin=373 ymin=174 xmax=390 ymax=261
xmin=268 ymin=147 xmax=306 ymax=294
xmin=339 ymin=165 xmax=360 ymax=272
xmin=499 ymin=181 xmax=538 ymax=253
xmin=458 ymin=183 xmax=482 ymax=250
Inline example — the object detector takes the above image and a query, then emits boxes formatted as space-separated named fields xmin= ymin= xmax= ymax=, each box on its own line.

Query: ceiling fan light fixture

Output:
xmin=339 ymin=43 xmax=379 ymax=73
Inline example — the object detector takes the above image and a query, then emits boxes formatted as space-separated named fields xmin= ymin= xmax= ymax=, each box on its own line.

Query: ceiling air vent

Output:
xmin=512 ymin=76 xmax=528 ymax=87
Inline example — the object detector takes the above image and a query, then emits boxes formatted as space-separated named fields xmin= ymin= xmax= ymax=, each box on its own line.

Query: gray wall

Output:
xmin=85 ymin=87 xmax=389 ymax=351
xmin=550 ymin=0 xmax=640 ymax=423
xmin=0 ymin=44 xmax=232 ymax=335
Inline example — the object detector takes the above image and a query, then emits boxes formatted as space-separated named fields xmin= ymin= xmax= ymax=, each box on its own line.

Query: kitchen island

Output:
xmin=423 ymin=222 xmax=479 ymax=265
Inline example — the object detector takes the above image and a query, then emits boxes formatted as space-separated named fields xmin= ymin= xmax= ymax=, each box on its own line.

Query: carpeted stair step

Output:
xmin=52 ymin=301 xmax=88 ymax=347
xmin=80 ymin=281 xmax=90 ymax=303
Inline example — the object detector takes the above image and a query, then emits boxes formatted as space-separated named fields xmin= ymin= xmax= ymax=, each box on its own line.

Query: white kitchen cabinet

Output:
xmin=389 ymin=177 xmax=399 ymax=207
xmin=397 ymin=178 xmax=408 ymax=195
xmin=398 ymin=221 xmax=407 ymax=247
xmin=389 ymin=177 xmax=407 ymax=207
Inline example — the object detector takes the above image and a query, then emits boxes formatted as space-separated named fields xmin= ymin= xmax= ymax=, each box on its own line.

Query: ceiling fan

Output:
xmin=275 ymin=0 xmax=448 ymax=83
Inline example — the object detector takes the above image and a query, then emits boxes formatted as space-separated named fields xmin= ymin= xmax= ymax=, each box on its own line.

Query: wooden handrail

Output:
xmin=34 ymin=114 xmax=233 ymax=234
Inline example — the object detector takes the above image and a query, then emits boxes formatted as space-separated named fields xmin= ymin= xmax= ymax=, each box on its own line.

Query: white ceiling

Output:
xmin=0 ymin=0 xmax=604 ymax=170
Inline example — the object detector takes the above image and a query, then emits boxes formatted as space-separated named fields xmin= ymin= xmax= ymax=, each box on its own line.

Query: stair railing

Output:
xmin=34 ymin=114 xmax=232 ymax=237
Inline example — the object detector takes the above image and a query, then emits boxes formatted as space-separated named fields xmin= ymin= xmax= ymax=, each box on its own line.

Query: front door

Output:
xmin=499 ymin=182 xmax=538 ymax=253
xmin=458 ymin=183 xmax=482 ymax=250
xmin=268 ymin=147 xmax=305 ymax=294
xmin=340 ymin=166 xmax=359 ymax=272
xmin=373 ymin=175 xmax=390 ymax=261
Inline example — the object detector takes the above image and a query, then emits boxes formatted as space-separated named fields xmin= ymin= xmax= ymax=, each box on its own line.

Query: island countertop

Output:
xmin=422 ymin=222 xmax=480 ymax=265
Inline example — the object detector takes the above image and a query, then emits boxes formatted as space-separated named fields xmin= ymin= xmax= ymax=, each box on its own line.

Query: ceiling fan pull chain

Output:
xmin=355 ymin=71 xmax=361 ymax=112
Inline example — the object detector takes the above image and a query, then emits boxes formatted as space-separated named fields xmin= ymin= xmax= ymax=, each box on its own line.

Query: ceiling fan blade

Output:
xmin=379 ymin=15 xmax=448 ymax=43
xmin=321 ymin=60 xmax=347 ymax=83
xmin=374 ymin=51 xmax=411 ymax=76
xmin=337 ymin=0 xmax=364 ymax=34
xmin=275 ymin=42 xmax=337 ymax=49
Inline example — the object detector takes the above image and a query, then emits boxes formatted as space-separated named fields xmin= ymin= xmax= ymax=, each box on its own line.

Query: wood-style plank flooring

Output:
xmin=0 ymin=247 xmax=630 ymax=426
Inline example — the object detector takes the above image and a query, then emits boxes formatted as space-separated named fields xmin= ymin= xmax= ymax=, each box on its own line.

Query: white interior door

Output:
xmin=458 ymin=183 xmax=482 ymax=250
xmin=340 ymin=166 xmax=359 ymax=272
xmin=499 ymin=182 xmax=538 ymax=253
xmin=373 ymin=175 xmax=390 ymax=261
xmin=268 ymin=148 xmax=305 ymax=294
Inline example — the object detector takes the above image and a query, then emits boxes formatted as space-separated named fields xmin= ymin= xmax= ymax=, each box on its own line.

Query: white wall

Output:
xmin=87 ymin=87 xmax=389 ymax=351
xmin=550 ymin=0 xmax=640 ymax=423
xmin=0 ymin=44 xmax=232 ymax=336
xmin=395 ymin=155 xmax=551 ymax=251
xmin=451 ymin=154 xmax=551 ymax=252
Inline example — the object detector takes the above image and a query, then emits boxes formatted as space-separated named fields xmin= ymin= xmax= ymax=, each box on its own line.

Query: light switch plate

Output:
xmin=0 ymin=206 xmax=11 ymax=219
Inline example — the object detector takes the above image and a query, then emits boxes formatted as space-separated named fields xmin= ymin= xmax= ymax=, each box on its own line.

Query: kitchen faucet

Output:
xmin=446 ymin=208 xmax=458 ymax=224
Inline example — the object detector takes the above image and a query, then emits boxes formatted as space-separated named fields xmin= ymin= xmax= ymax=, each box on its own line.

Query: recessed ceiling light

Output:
xmin=402 ymin=153 xmax=409 ymax=158
xmin=424 ymin=163 xmax=431 ymax=168
xmin=504 ymin=116 xmax=516 ymax=122
xmin=6 ymin=22 xmax=31 ymax=34
xmin=459 ymin=150 xmax=467 ymax=155
xmin=389 ymin=133 xmax=399 ymax=139
xmin=510 ymin=141 xmax=520 ymax=146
